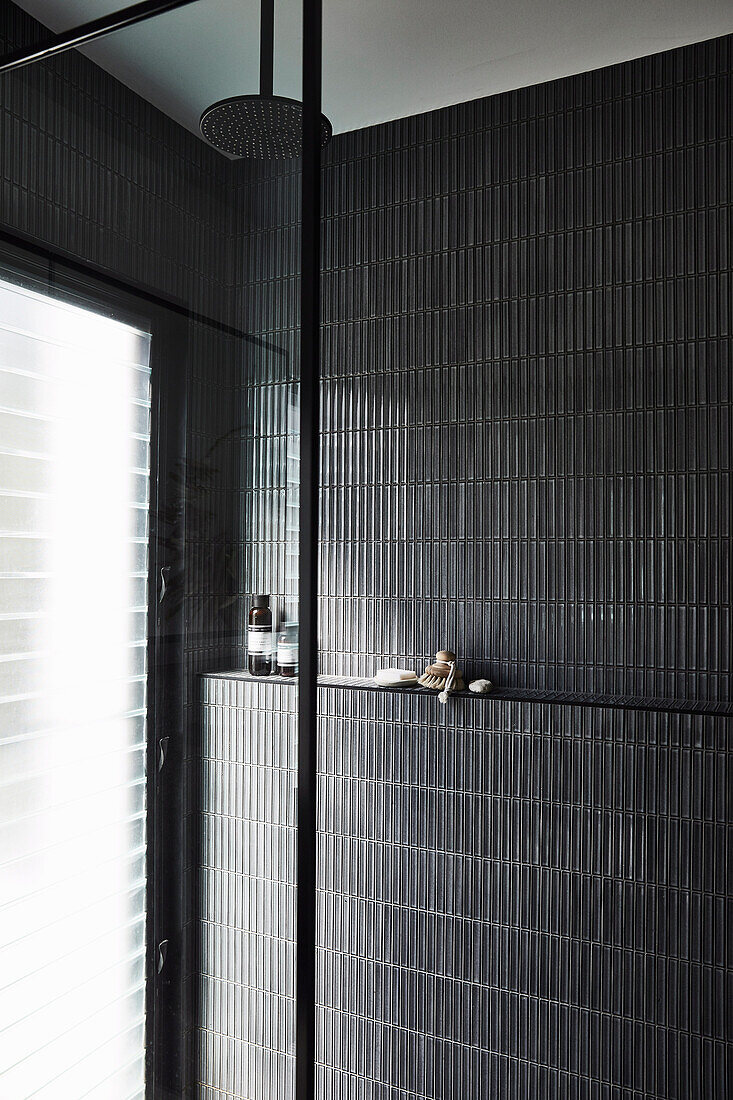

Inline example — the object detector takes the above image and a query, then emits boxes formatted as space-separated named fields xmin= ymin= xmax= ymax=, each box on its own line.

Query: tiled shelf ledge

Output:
xmin=203 ymin=670 xmax=732 ymax=717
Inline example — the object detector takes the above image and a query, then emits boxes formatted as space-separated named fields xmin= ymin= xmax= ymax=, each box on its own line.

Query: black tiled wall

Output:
xmin=200 ymin=674 xmax=732 ymax=1100
xmin=230 ymin=30 xmax=733 ymax=1100
xmin=232 ymin=160 xmax=302 ymax=645
xmin=200 ymin=675 xmax=298 ymax=1099
xmin=316 ymin=688 xmax=731 ymax=1100
xmin=317 ymin=35 xmax=732 ymax=700
xmin=239 ymin=34 xmax=732 ymax=702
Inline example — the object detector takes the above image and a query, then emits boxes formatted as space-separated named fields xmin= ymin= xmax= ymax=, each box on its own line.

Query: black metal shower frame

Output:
xmin=0 ymin=1 xmax=324 ymax=1098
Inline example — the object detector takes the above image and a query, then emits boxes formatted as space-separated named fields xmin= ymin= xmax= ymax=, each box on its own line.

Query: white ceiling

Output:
xmin=13 ymin=1 xmax=733 ymax=141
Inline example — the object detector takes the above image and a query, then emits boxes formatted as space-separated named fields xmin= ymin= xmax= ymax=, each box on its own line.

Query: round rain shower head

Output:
xmin=200 ymin=95 xmax=332 ymax=159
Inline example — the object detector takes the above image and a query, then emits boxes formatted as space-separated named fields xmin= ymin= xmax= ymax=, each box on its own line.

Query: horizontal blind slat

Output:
xmin=0 ymin=276 xmax=152 ymax=1095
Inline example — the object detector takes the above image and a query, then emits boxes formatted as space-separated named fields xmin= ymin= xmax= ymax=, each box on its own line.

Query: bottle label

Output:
xmin=248 ymin=628 xmax=272 ymax=654
xmin=277 ymin=643 xmax=298 ymax=666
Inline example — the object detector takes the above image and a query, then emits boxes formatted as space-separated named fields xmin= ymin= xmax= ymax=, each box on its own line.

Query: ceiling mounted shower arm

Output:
xmin=199 ymin=0 xmax=332 ymax=158
xmin=259 ymin=0 xmax=275 ymax=99
xmin=0 ymin=0 xmax=202 ymax=77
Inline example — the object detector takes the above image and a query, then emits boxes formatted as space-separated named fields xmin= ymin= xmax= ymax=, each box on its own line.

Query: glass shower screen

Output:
xmin=0 ymin=0 xmax=318 ymax=1096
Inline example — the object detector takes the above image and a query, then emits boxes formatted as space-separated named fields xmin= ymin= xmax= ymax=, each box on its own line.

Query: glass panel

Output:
xmin=1 ymin=0 xmax=312 ymax=1095
xmin=198 ymin=33 xmax=304 ymax=1100
xmin=0 ymin=277 xmax=151 ymax=1099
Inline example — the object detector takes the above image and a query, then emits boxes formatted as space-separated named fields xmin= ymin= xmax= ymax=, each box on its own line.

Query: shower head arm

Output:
xmin=259 ymin=0 xmax=274 ymax=98
xmin=198 ymin=0 xmax=332 ymax=157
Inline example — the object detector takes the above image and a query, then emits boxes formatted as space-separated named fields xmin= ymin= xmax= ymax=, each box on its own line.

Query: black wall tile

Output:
xmin=243 ymin=42 xmax=733 ymax=694
xmin=230 ymin=29 xmax=733 ymax=1100
xmin=315 ymin=688 xmax=732 ymax=1099
xmin=314 ymin=38 xmax=733 ymax=700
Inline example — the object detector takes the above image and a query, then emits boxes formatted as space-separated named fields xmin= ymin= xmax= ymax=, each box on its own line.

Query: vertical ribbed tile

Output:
xmin=302 ymin=34 xmax=733 ymax=699
xmin=200 ymin=680 xmax=731 ymax=1100
xmin=200 ymin=676 xmax=298 ymax=1099
xmin=233 ymin=29 xmax=733 ymax=1100
xmin=315 ymin=688 xmax=732 ymax=1100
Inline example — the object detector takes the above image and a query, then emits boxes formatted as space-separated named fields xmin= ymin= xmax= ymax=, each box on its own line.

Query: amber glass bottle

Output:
xmin=247 ymin=594 xmax=272 ymax=676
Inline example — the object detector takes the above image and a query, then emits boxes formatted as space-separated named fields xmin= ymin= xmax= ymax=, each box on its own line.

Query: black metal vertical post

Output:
xmin=259 ymin=0 xmax=274 ymax=98
xmin=297 ymin=0 xmax=322 ymax=1097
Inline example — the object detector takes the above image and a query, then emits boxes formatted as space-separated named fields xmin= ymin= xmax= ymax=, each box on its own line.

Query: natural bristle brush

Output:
xmin=418 ymin=650 xmax=466 ymax=692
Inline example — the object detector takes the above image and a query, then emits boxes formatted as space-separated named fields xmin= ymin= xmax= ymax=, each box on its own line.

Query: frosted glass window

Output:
xmin=0 ymin=276 xmax=152 ymax=1099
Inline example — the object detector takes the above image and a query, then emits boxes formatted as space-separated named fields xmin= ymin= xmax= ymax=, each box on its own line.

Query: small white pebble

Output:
xmin=468 ymin=678 xmax=493 ymax=694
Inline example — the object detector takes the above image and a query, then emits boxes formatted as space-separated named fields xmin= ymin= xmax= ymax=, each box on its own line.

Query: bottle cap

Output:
xmin=252 ymin=594 xmax=269 ymax=608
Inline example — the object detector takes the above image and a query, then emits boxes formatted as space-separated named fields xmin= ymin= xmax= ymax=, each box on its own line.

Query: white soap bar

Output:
xmin=373 ymin=668 xmax=418 ymax=686
xmin=468 ymin=678 xmax=493 ymax=693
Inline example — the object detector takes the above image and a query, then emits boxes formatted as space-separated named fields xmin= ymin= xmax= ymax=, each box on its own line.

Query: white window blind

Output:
xmin=0 ymin=276 xmax=152 ymax=1099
